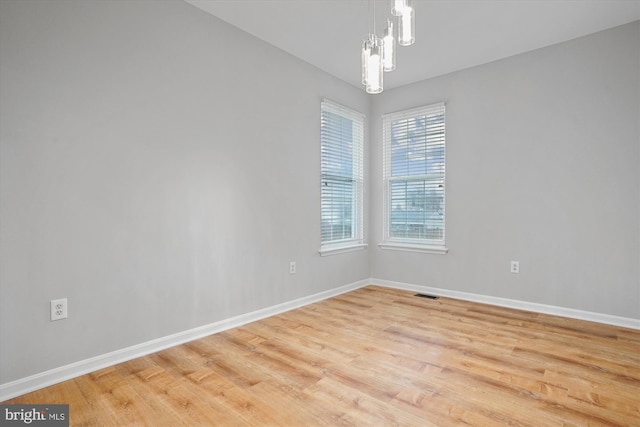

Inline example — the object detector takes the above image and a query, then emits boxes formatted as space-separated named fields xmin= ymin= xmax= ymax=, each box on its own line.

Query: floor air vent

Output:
xmin=414 ymin=293 xmax=440 ymax=300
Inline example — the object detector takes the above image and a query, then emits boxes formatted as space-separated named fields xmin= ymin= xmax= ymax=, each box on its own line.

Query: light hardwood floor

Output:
xmin=4 ymin=286 xmax=640 ymax=426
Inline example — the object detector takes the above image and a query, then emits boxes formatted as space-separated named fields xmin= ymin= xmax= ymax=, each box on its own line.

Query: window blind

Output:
xmin=320 ymin=99 xmax=364 ymax=247
xmin=383 ymin=102 xmax=446 ymax=245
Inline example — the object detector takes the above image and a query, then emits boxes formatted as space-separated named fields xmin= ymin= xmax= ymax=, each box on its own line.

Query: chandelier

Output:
xmin=362 ymin=0 xmax=415 ymax=94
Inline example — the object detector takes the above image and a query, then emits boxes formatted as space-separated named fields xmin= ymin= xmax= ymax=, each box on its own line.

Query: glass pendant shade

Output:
xmin=365 ymin=38 xmax=383 ymax=94
xmin=383 ymin=20 xmax=396 ymax=72
xmin=391 ymin=0 xmax=407 ymax=16
xmin=398 ymin=6 xmax=415 ymax=46
xmin=361 ymin=39 xmax=371 ymax=85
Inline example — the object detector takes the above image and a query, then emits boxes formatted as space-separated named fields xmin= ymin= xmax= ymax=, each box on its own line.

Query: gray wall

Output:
xmin=370 ymin=21 xmax=640 ymax=319
xmin=0 ymin=0 xmax=369 ymax=384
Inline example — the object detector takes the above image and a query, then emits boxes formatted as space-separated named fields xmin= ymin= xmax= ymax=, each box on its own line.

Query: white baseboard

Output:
xmin=4 ymin=277 xmax=637 ymax=401
xmin=0 ymin=279 xmax=369 ymax=402
xmin=372 ymin=278 xmax=640 ymax=330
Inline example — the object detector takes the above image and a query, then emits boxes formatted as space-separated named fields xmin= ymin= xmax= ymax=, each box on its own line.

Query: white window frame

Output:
xmin=380 ymin=102 xmax=448 ymax=254
xmin=319 ymin=99 xmax=366 ymax=256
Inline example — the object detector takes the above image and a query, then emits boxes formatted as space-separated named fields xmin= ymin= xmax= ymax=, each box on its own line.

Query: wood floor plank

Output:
xmin=304 ymin=376 xmax=435 ymax=427
xmin=3 ymin=285 xmax=638 ymax=426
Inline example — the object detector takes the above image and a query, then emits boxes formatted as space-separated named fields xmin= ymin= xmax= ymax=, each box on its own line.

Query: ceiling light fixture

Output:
xmin=382 ymin=19 xmax=396 ymax=72
xmin=398 ymin=4 xmax=415 ymax=46
xmin=362 ymin=0 xmax=415 ymax=94
xmin=391 ymin=0 xmax=406 ymax=16
xmin=366 ymin=36 xmax=383 ymax=94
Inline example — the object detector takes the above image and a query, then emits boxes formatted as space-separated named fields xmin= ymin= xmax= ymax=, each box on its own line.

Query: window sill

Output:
xmin=319 ymin=243 xmax=368 ymax=257
xmin=378 ymin=242 xmax=449 ymax=255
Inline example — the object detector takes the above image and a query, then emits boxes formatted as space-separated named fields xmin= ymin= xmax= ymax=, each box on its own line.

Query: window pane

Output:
xmin=389 ymin=179 xmax=444 ymax=240
xmin=383 ymin=103 xmax=445 ymax=245
xmin=321 ymin=178 xmax=354 ymax=241
xmin=321 ymin=111 xmax=353 ymax=177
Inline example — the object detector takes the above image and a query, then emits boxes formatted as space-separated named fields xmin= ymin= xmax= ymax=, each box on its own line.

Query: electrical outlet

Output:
xmin=289 ymin=261 xmax=296 ymax=274
xmin=51 ymin=298 xmax=68 ymax=321
xmin=510 ymin=261 xmax=520 ymax=274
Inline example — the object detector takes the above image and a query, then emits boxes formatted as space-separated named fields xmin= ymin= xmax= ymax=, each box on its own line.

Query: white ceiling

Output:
xmin=185 ymin=0 xmax=640 ymax=91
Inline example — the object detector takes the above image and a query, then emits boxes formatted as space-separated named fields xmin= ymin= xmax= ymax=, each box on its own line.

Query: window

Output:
xmin=320 ymin=99 xmax=365 ymax=255
xmin=381 ymin=102 xmax=447 ymax=254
